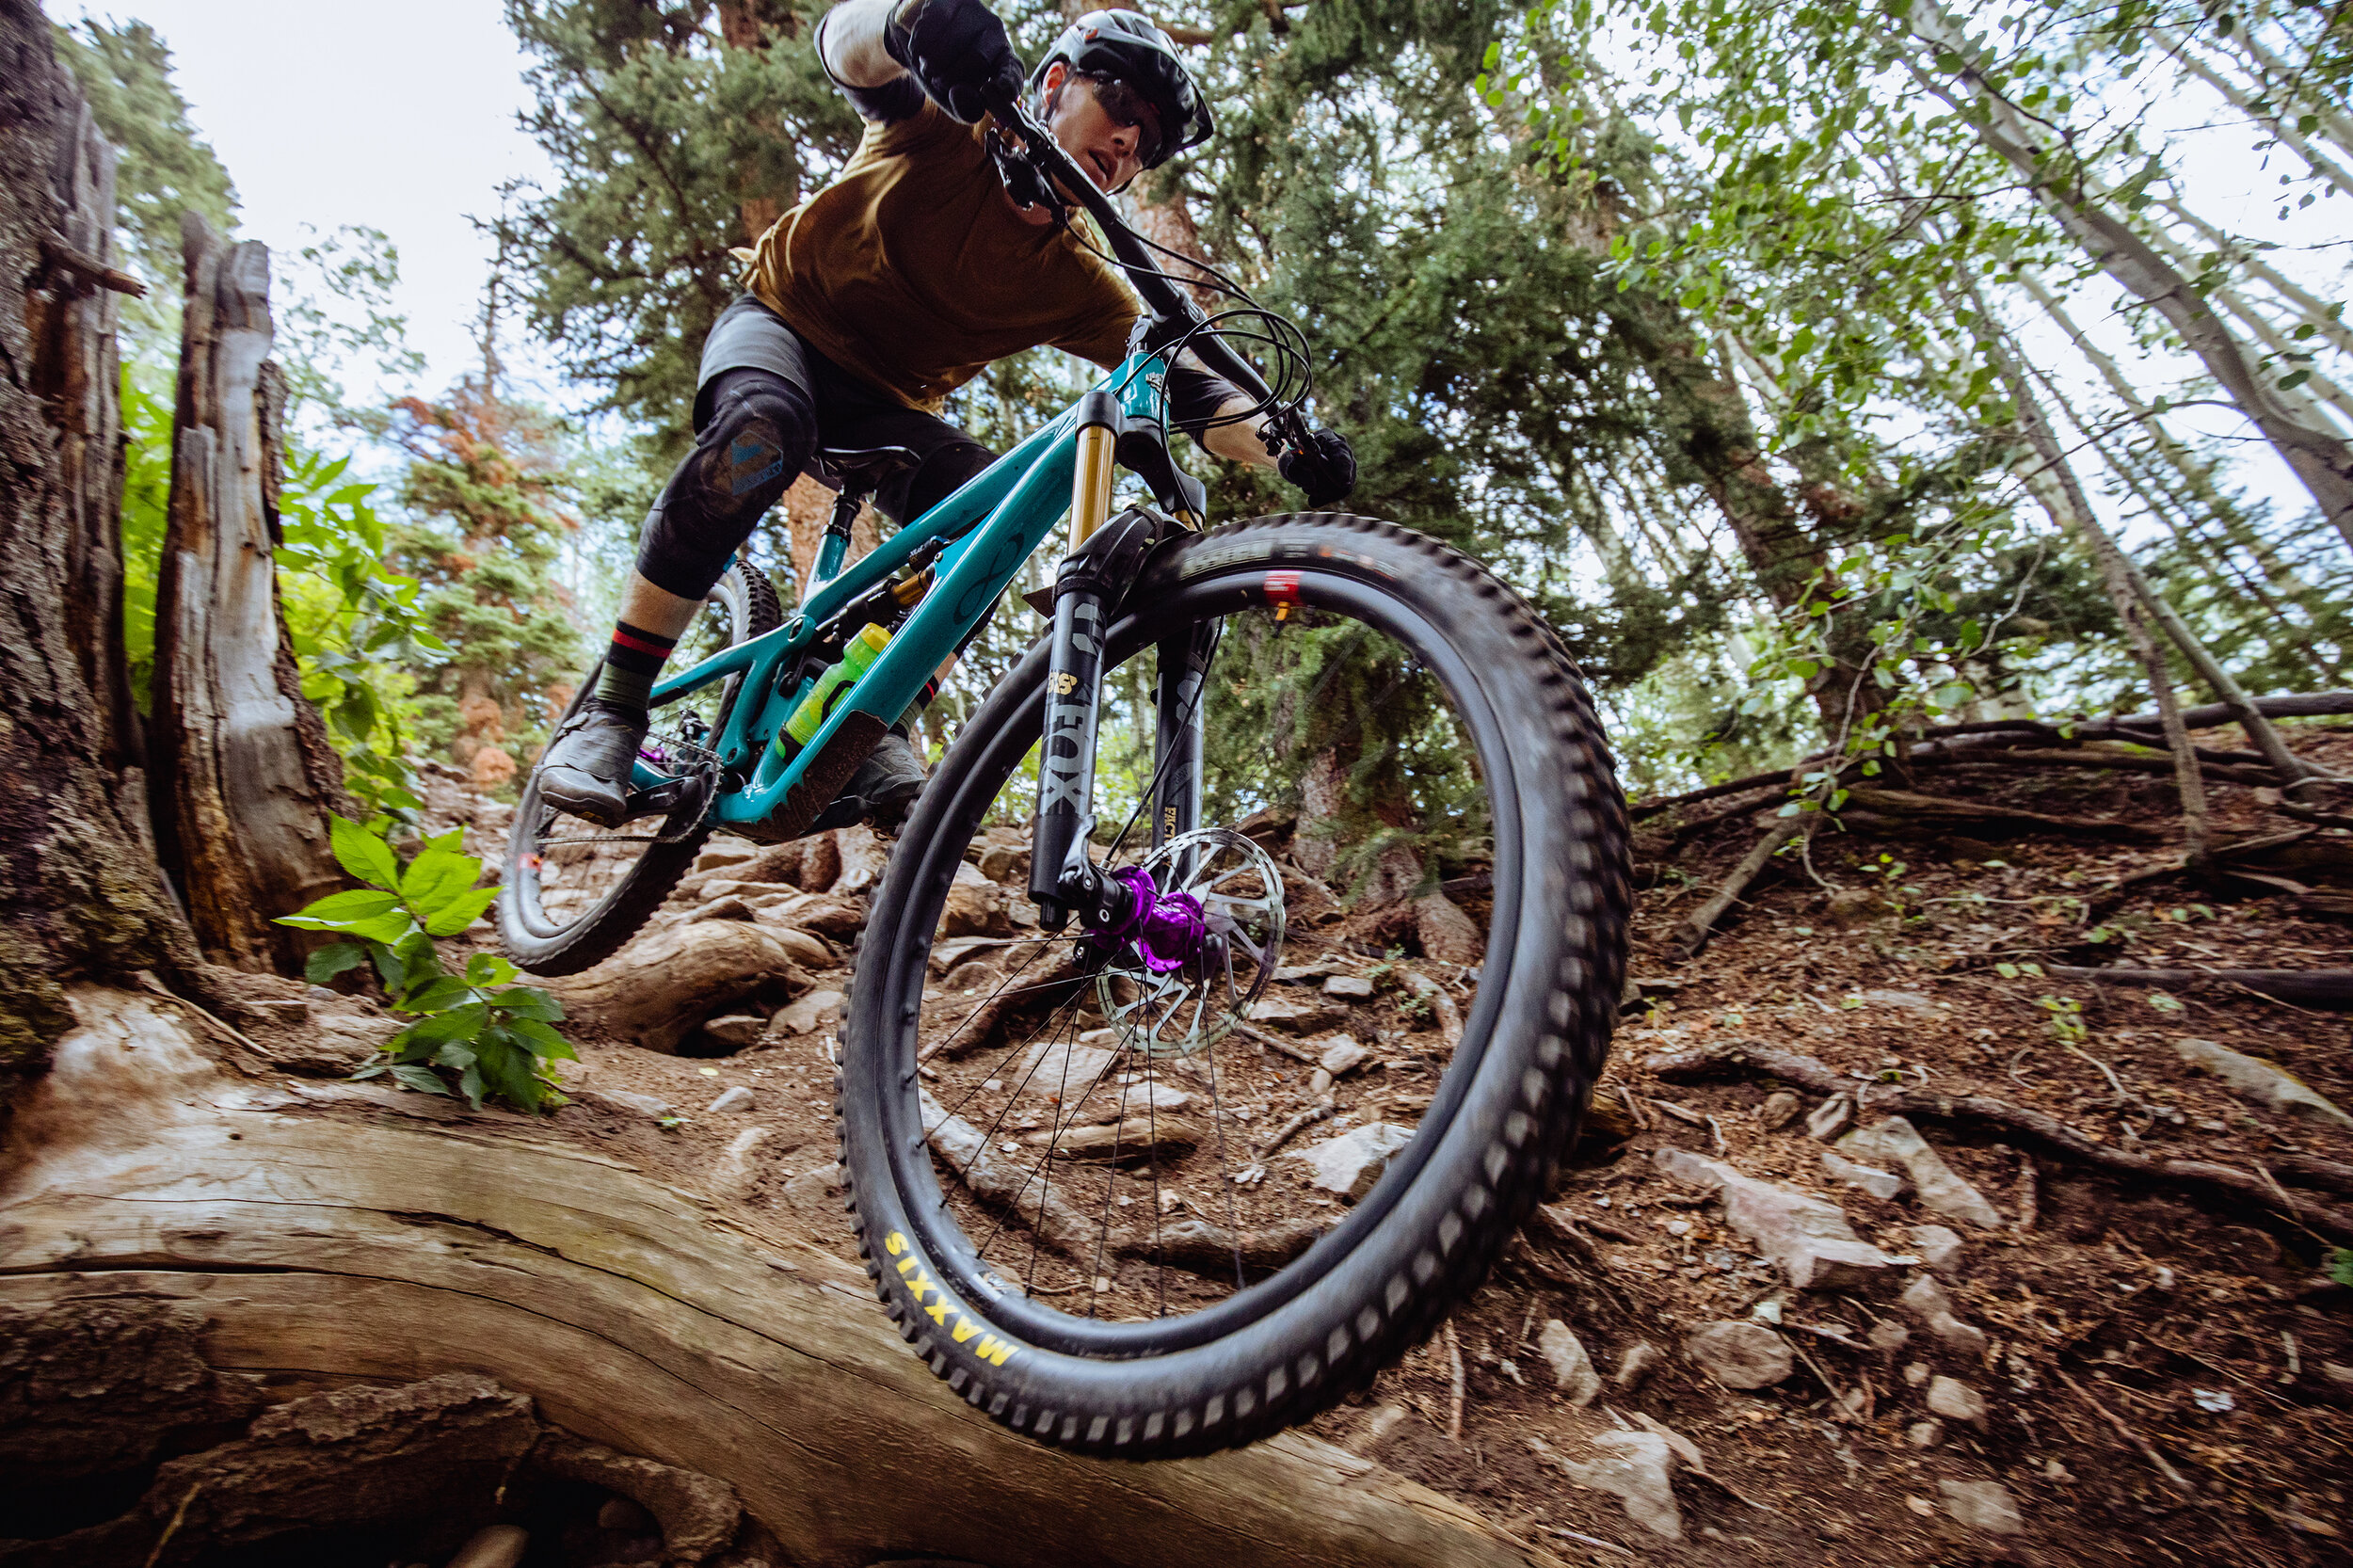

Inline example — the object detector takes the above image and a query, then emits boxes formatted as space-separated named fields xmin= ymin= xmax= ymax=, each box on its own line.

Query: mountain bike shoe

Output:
xmin=536 ymin=696 xmax=649 ymax=826
xmin=810 ymin=725 xmax=927 ymax=833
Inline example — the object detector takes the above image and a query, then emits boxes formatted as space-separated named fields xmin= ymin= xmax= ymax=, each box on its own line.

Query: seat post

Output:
xmin=813 ymin=487 xmax=867 ymax=589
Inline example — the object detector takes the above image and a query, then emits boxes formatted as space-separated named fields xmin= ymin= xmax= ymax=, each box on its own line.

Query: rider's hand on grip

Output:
xmin=884 ymin=0 xmax=1026 ymax=124
xmin=1278 ymin=426 xmax=1356 ymax=509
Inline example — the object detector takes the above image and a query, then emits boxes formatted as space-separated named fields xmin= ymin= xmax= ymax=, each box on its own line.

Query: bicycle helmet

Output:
xmin=1029 ymin=9 xmax=1213 ymax=170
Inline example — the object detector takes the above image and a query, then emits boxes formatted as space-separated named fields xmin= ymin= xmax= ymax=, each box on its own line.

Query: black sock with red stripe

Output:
xmin=592 ymin=619 xmax=678 ymax=712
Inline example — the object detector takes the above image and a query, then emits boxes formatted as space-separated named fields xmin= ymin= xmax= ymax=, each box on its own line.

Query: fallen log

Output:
xmin=536 ymin=920 xmax=813 ymax=1051
xmin=1643 ymin=1038 xmax=2353 ymax=1242
xmin=0 ymin=989 xmax=1535 ymax=1568
xmin=1628 ymin=691 xmax=2353 ymax=819
xmin=2041 ymin=966 xmax=2353 ymax=1011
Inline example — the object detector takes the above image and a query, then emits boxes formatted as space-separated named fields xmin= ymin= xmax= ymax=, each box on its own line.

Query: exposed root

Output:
xmin=1673 ymin=818 xmax=1806 ymax=958
xmin=2041 ymin=964 xmax=2353 ymax=1011
xmin=1645 ymin=1039 xmax=2353 ymax=1240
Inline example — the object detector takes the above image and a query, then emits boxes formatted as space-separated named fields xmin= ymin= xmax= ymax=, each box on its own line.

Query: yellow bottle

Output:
xmin=776 ymin=623 xmax=892 ymax=759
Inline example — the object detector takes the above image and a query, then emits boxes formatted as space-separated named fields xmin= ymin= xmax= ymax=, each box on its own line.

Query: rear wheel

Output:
xmin=838 ymin=515 xmax=1629 ymax=1458
xmin=497 ymin=562 xmax=782 ymax=977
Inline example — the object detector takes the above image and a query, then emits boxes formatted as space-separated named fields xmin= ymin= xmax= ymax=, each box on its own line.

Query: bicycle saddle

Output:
xmin=804 ymin=444 xmax=920 ymax=495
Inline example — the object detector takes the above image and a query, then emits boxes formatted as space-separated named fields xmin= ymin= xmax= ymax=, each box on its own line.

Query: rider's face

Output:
xmin=1042 ymin=63 xmax=1160 ymax=192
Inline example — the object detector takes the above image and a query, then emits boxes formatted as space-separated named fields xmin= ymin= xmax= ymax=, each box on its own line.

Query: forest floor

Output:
xmin=376 ymin=724 xmax=2353 ymax=1568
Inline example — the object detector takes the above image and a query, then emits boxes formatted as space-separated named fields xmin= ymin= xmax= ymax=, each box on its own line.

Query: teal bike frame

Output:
xmin=632 ymin=351 xmax=1179 ymax=835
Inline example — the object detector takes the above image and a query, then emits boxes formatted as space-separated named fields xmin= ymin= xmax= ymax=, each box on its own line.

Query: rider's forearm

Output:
xmin=819 ymin=0 xmax=906 ymax=88
xmin=1202 ymin=402 xmax=1279 ymax=469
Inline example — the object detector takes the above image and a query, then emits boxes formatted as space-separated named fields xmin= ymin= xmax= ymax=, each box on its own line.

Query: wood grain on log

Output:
xmin=0 ymin=989 xmax=1531 ymax=1568
xmin=148 ymin=214 xmax=347 ymax=971
xmin=538 ymin=920 xmax=814 ymax=1051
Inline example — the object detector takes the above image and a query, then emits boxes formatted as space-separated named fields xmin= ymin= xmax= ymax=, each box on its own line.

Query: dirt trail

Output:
xmin=376 ymin=737 xmax=2353 ymax=1563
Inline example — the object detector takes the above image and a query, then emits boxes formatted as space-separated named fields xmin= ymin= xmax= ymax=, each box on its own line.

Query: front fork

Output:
xmin=1029 ymin=396 xmax=1209 ymax=933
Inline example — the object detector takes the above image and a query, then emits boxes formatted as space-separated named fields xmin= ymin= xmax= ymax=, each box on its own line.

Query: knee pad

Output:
xmin=689 ymin=373 xmax=815 ymax=522
xmin=637 ymin=371 xmax=815 ymax=599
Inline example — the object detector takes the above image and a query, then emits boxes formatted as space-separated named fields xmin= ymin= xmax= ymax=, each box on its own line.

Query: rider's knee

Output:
xmin=688 ymin=369 xmax=816 ymax=523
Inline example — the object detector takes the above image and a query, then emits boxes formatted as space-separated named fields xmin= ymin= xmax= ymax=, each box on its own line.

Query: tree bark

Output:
xmin=1976 ymin=320 xmax=2214 ymax=862
xmin=1903 ymin=0 xmax=2353 ymax=550
xmin=148 ymin=214 xmax=348 ymax=973
xmin=0 ymin=987 xmax=1537 ymax=1568
xmin=0 ymin=0 xmax=191 ymax=1071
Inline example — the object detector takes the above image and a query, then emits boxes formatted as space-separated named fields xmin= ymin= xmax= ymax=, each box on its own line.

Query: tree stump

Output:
xmin=0 ymin=988 xmax=1536 ymax=1568
xmin=148 ymin=213 xmax=346 ymax=973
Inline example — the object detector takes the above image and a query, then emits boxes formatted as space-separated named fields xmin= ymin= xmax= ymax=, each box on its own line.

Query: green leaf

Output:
xmin=465 ymin=952 xmax=520 ymax=987
xmin=507 ymin=1016 xmax=576 ymax=1060
xmin=423 ymin=887 xmax=498 ymax=936
xmin=401 ymin=843 xmax=480 ymax=916
xmin=401 ymin=976 xmax=475 ymax=1014
xmin=458 ymin=1063 xmax=487 ymax=1110
xmin=390 ymin=1063 xmax=452 ymax=1096
xmin=304 ymin=942 xmax=371 ymax=984
xmin=278 ymin=888 xmax=401 ymax=927
xmin=488 ymin=986 xmax=564 ymax=1020
xmin=2329 ymin=1248 xmax=2353 ymax=1288
xmin=330 ymin=816 xmax=401 ymax=890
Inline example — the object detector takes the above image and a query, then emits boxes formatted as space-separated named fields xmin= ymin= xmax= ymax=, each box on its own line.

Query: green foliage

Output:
xmin=2329 ymin=1248 xmax=2353 ymax=1289
xmin=498 ymin=0 xmax=864 ymax=457
xmin=389 ymin=378 xmax=585 ymax=776
xmin=280 ymin=817 xmax=572 ymax=1112
xmin=118 ymin=362 xmax=444 ymax=823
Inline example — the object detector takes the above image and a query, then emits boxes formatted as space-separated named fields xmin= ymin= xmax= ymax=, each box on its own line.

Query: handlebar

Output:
xmin=984 ymin=92 xmax=1293 ymax=433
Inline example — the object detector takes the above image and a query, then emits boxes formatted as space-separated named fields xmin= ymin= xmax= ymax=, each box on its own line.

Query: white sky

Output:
xmin=66 ymin=0 xmax=552 ymax=403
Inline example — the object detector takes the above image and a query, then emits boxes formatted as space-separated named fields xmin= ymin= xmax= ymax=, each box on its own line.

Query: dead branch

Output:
xmin=2059 ymin=1370 xmax=2195 ymax=1496
xmin=1399 ymin=968 xmax=1464 ymax=1051
xmin=1627 ymin=691 xmax=2353 ymax=820
xmin=1674 ymin=818 xmax=1807 ymax=957
xmin=1254 ymin=1100 xmax=1336 ymax=1158
xmin=2041 ymin=966 xmax=2353 ymax=1011
xmin=1838 ymin=787 xmax=2169 ymax=842
xmin=1645 ymin=1039 xmax=2353 ymax=1240
xmin=1236 ymin=1018 xmax=1321 ymax=1064
xmin=1442 ymin=1320 xmax=1465 ymax=1440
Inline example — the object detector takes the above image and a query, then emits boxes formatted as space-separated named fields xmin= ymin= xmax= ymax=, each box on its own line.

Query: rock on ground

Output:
xmin=704 ymin=1085 xmax=755 ymax=1114
xmin=1805 ymin=1094 xmax=1854 ymax=1141
xmin=1939 ymin=1479 xmax=2025 ymax=1534
xmin=1899 ymin=1274 xmax=1991 ymax=1354
xmin=1909 ymin=1224 xmax=1965 ymax=1272
xmin=1322 ymin=974 xmax=1375 ymax=1000
xmin=764 ymin=989 xmax=845 ymax=1042
xmin=1549 ymin=1430 xmax=1683 ymax=1541
xmin=1538 ymin=1320 xmax=1602 ymax=1405
xmin=1286 ymin=1123 xmax=1414 ymax=1200
xmin=708 ymin=1127 xmax=774 ymax=1202
xmin=2174 ymin=1037 xmax=2352 ymax=1127
xmin=1683 ymin=1320 xmax=1793 ymax=1388
xmin=1654 ymin=1147 xmax=1900 ymax=1289
xmin=1835 ymin=1116 xmax=2004 ymax=1228
xmin=1926 ymin=1375 xmax=1988 ymax=1426
xmin=1317 ymin=1036 xmax=1369 ymax=1075
xmin=1821 ymin=1149 xmax=1904 ymax=1200
xmin=1614 ymin=1340 xmax=1663 ymax=1390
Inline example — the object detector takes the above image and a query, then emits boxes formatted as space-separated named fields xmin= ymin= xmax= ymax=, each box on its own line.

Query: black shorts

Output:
xmin=696 ymin=295 xmax=994 ymax=527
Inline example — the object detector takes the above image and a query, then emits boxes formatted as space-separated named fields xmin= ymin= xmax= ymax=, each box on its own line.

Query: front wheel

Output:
xmin=838 ymin=515 xmax=1630 ymax=1458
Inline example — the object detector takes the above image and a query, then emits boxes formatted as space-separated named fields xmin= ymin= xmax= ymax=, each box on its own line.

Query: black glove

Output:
xmin=883 ymin=0 xmax=1026 ymax=124
xmin=1278 ymin=427 xmax=1356 ymax=508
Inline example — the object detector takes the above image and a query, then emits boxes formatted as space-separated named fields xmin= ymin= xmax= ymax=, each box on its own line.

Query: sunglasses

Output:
xmin=1081 ymin=73 xmax=1164 ymax=168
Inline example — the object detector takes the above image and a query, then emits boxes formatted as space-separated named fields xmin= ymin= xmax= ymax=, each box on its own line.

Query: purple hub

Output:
xmin=1094 ymin=866 xmax=1209 ymax=975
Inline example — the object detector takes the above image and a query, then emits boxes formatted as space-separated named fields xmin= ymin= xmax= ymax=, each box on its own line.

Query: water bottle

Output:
xmin=774 ymin=623 xmax=892 ymax=760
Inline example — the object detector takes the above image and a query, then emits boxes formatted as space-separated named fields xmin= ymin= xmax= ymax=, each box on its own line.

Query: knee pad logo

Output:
xmin=725 ymin=434 xmax=789 ymax=497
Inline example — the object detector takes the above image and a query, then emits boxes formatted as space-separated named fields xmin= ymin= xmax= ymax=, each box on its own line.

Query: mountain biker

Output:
xmin=537 ymin=0 xmax=1357 ymax=830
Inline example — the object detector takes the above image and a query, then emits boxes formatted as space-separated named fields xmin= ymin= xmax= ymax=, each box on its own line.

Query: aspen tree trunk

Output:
xmin=0 ymin=0 xmax=191 ymax=1067
xmin=1903 ymin=0 xmax=2353 ymax=551
xmin=148 ymin=214 xmax=349 ymax=973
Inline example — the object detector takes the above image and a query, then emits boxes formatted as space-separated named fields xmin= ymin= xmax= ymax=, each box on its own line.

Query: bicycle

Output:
xmin=498 ymin=93 xmax=1631 ymax=1459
